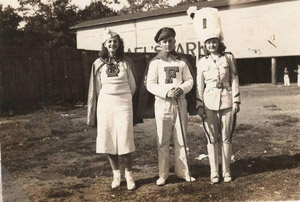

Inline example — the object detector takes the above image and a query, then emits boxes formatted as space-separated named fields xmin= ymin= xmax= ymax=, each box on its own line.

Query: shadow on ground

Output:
xmin=232 ymin=153 xmax=300 ymax=178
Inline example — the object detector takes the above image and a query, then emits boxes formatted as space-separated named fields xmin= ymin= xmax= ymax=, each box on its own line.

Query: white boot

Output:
xmin=111 ymin=170 xmax=121 ymax=189
xmin=222 ymin=143 xmax=232 ymax=183
xmin=207 ymin=144 xmax=219 ymax=184
xmin=218 ymin=142 xmax=222 ymax=166
xmin=125 ymin=170 xmax=136 ymax=190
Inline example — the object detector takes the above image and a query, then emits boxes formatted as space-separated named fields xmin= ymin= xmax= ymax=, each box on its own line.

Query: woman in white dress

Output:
xmin=87 ymin=30 xmax=137 ymax=190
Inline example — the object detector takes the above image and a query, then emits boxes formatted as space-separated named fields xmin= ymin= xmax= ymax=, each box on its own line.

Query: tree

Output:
xmin=18 ymin=0 xmax=116 ymax=47
xmin=77 ymin=1 xmax=117 ymax=23
xmin=0 ymin=5 xmax=23 ymax=46
xmin=103 ymin=0 xmax=204 ymax=14
xmin=19 ymin=0 xmax=79 ymax=47
xmin=2 ymin=0 xmax=201 ymax=47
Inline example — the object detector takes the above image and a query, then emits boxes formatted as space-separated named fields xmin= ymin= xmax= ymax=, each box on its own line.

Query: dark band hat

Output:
xmin=154 ymin=27 xmax=176 ymax=43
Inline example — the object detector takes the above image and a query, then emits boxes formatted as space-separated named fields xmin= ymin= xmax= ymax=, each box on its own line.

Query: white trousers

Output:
xmin=154 ymin=97 xmax=189 ymax=179
xmin=203 ymin=108 xmax=235 ymax=177
xmin=203 ymin=108 xmax=235 ymax=144
xmin=297 ymin=74 xmax=300 ymax=86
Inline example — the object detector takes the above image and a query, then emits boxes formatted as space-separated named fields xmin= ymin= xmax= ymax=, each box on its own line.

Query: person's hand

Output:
xmin=174 ymin=87 xmax=183 ymax=98
xmin=232 ymin=103 xmax=240 ymax=114
xmin=167 ymin=88 xmax=176 ymax=98
xmin=197 ymin=107 xmax=206 ymax=119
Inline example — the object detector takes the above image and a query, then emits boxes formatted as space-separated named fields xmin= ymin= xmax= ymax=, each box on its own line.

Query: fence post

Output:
xmin=0 ymin=54 xmax=4 ymax=115
xmin=81 ymin=50 xmax=98 ymax=100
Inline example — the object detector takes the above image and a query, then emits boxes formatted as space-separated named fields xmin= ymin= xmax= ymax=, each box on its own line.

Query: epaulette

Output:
xmin=224 ymin=52 xmax=238 ymax=75
xmin=224 ymin=52 xmax=233 ymax=55
xmin=198 ymin=54 xmax=208 ymax=59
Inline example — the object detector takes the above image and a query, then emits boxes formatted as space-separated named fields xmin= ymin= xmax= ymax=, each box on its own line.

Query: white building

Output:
xmin=71 ymin=0 xmax=300 ymax=83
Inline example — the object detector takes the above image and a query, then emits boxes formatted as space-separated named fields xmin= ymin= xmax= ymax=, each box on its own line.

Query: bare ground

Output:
xmin=0 ymin=83 xmax=300 ymax=202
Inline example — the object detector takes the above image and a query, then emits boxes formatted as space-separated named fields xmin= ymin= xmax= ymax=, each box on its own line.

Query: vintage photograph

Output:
xmin=0 ymin=0 xmax=300 ymax=201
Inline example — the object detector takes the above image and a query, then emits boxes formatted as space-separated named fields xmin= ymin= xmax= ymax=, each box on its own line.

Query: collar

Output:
xmin=100 ymin=56 xmax=122 ymax=64
xmin=156 ymin=50 xmax=179 ymax=61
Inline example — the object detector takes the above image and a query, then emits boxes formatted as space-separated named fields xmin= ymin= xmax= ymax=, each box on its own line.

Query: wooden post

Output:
xmin=0 ymin=48 xmax=4 ymax=115
xmin=271 ymin=57 xmax=277 ymax=85
xmin=81 ymin=50 xmax=90 ymax=100
xmin=0 ymin=65 xmax=3 ymax=116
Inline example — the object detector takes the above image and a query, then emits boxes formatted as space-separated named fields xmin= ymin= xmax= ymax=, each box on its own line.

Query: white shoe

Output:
xmin=210 ymin=176 xmax=219 ymax=184
xmin=125 ymin=171 xmax=136 ymax=190
xmin=223 ymin=172 xmax=232 ymax=183
xmin=111 ymin=170 xmax=121 ymax=189
xmin=179 ymin=176 xmax=196 ymax=182
xmin=156 ymin=178 xmax=166 ymax=186
xmin=210 ymin=170 xmax=219 ymax=184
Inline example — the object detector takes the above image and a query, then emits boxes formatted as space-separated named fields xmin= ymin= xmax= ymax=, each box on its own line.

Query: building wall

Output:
xmin=220 ymin=0 xmax=300 ymax=58
xmin=75 ymin=0 xmax=300 ymax=59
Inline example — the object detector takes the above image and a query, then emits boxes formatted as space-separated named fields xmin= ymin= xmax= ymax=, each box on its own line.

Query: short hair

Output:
xmin=99 ymin=35 xmax=125 ymax=61
xmin=155 ymin=27 xmax=176 ymax=43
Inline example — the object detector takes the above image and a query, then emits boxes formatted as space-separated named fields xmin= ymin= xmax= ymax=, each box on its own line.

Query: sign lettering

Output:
xmin=127 ymin=42 xmax=203 ymax=56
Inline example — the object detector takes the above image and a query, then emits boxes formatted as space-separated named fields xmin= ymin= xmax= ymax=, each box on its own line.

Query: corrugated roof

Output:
xmin=70 ymin=0 xmax=267 ymax=30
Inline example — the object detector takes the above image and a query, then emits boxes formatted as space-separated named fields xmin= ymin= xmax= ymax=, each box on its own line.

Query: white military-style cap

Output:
xmin=187 ymin=6 xmax=223 ymax=45
xmin=103 ymin=29 xmax=119 ymax=43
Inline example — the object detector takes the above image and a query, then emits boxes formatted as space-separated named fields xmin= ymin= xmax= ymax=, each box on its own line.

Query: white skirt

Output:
xmin=96 ymin=92 xmax=135 ymax=155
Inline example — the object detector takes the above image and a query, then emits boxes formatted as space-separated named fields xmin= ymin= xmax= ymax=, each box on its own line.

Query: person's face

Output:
xmin=205 ymin=38 xmax=220 ymax=54
xmin=159 ymin=36 xmax=176 ymax=52
xmin=104 ymin=36 xmax=120 ymax=54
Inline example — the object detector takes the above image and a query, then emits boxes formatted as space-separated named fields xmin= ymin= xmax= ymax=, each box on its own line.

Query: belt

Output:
xmin=206 ymin=82 xmax=230 ymax=89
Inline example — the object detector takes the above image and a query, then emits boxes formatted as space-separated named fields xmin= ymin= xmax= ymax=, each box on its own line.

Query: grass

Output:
xmin=0 ymin=84 xmax=300 ymax=201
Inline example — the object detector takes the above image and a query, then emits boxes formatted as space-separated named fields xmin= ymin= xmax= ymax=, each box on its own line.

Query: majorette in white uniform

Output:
xmin=87 ymin=57 xmax=136 ymax=154
xmin=146 ymin=27 xmax=195 ymax=186
xmin=87 ymin=30 xmax=137 ymax=190
xmin=187 ymin=7 xmax=241 ymax=183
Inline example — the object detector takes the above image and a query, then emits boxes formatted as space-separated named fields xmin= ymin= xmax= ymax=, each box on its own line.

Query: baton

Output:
xmin=198 ymin=106 xmax=212 ymax=144
xmin=175 ymin=98 xmax=192 ymax=182
xmin=229 ymin=112 xmax=237 ymax=143
xmin=201 ymin=117 xmax=212 ymax=144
